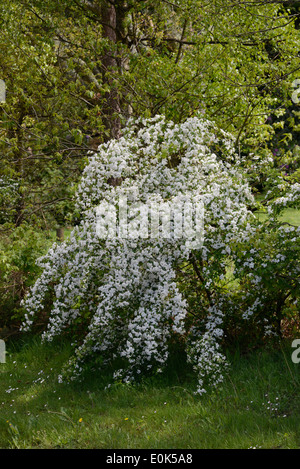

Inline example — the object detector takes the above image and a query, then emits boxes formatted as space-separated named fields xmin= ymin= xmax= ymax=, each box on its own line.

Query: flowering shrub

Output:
xmin=224 ymin=183 xmax=300 ymax=347
xmin=21 ymin=114 xmax=259 ymax=394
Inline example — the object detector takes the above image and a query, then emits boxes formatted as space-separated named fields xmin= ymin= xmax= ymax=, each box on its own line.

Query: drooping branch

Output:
xmin=189 ymin=253 xmax=213 ymax=307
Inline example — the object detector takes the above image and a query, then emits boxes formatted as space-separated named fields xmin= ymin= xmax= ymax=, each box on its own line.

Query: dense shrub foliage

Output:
xmin=21 ymin=116 xmax=299 ymax=394
xmin=0 ymin=226 xmax=53 ymax=331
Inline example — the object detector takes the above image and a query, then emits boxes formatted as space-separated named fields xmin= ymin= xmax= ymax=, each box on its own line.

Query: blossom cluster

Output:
xmin=21 ymin=114 xmax=255 ymax=393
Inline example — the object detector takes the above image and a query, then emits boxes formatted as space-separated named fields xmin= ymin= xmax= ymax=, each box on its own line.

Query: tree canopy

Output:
xmin=0 ymin=0 xmax=299 ymax=230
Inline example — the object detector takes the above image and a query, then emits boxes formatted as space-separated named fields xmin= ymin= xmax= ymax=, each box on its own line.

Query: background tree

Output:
xmin=1 ymin=0 xmax=299 ymax=231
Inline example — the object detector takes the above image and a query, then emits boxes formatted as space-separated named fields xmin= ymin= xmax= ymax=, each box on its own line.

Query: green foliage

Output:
xmin=1 ymin=0 xmax=299 ymax=230
xmin=0 ymin=177 xmax=19 ymax=224
xmin=0 ymin=226 xmax=53 ymax=329
xmin=223 ymin=223 xmax=300 ymax=350
xmin=0 ymin=0 xmax=106 ymax=227
xmin=222 ymin=179 xmax=300 ymax=350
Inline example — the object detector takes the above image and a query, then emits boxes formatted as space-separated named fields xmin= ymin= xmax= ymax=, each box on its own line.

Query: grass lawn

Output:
xmin=255 ymin=207 xmax=300 ymax=225
xmin=254 ymin=192 xmax=300 ymax=226
xmin=0 ymin=336 xmax=299 ymax=449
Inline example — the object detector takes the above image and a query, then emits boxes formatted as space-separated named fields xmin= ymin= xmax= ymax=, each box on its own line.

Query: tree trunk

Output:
xmin=13 ymin=106 xmax=26 ymax=227
xmin=56 ymin=227 xmax=65 ymax=242
xmin=100 ymin=1 xmax=122 ymax=140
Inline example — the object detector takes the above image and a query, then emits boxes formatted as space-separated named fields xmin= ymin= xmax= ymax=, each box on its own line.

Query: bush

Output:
xmin=20 ymin=115 xmax=299 ymax=394
xmin=223 ymin=184 xmax=300 ymax=349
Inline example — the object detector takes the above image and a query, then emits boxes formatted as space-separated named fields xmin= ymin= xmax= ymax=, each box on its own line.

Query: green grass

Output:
xmin=255 ymin=207 xmax=300 ymax=225
xmin=0 ymin=336 xmax=299 ymax=449
xmin=254 ymin=192 xmax=300 ymax=225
